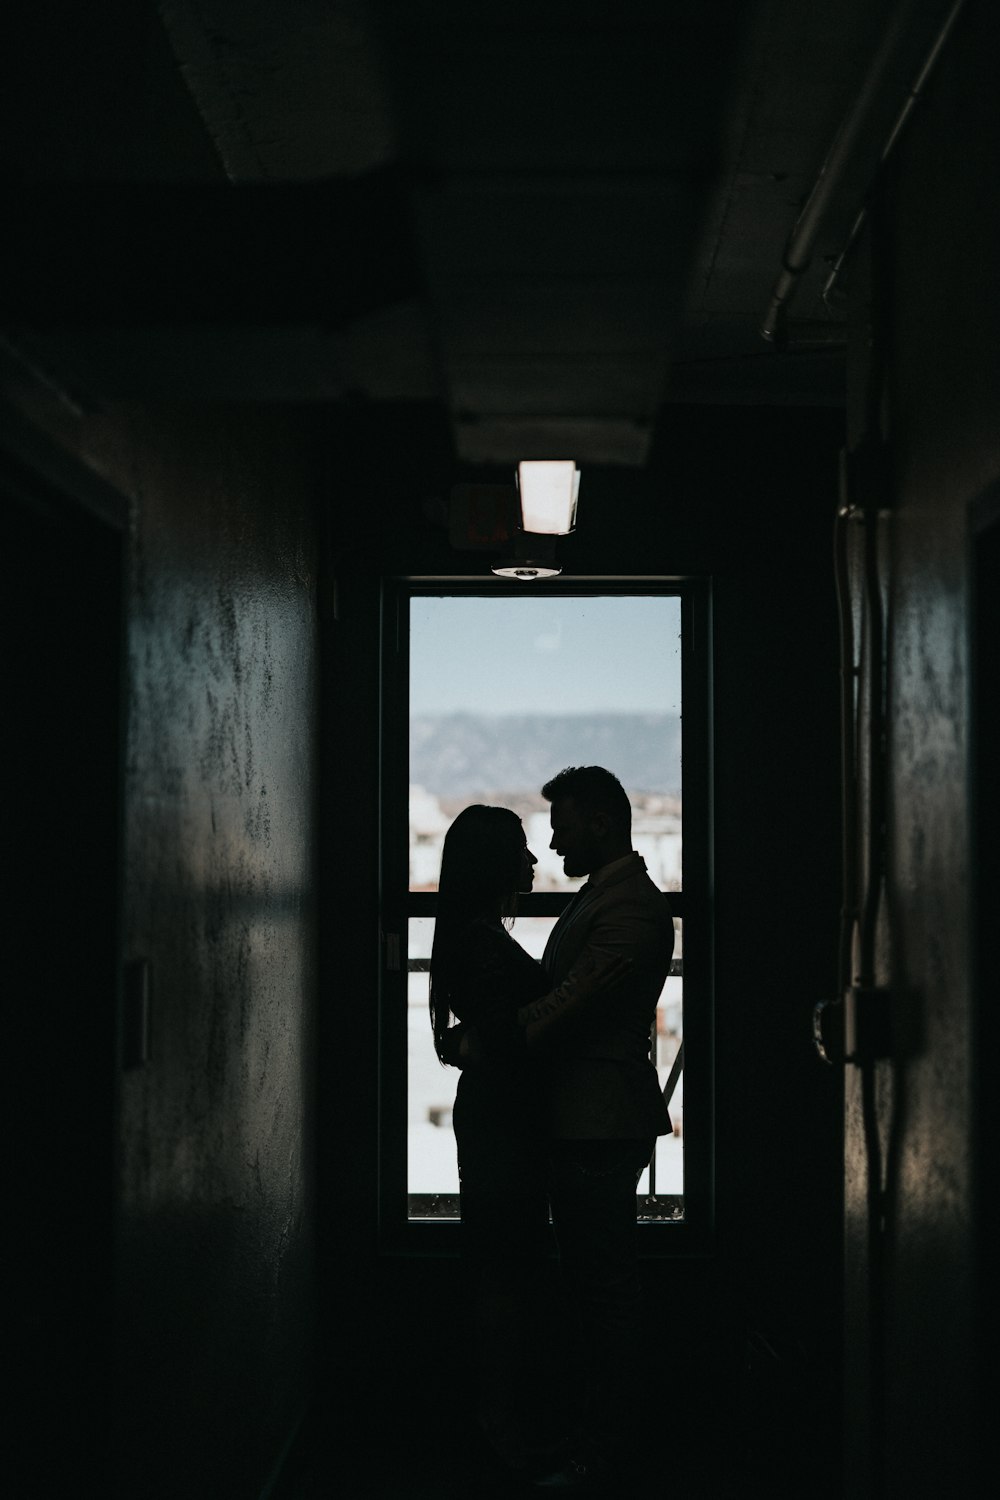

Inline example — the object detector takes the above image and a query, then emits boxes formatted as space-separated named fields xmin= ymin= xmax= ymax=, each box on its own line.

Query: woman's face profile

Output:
xmin=517 ymin=834 xmax=538 ymax=892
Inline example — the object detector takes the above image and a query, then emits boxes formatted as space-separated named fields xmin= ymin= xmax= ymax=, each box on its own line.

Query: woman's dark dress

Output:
xmin=448 ymin=917 xmax=551 ymax=1264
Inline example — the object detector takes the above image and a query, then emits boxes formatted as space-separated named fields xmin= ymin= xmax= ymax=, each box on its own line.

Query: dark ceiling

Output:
xmin=0 ymin=0 xmax=963 ymax=465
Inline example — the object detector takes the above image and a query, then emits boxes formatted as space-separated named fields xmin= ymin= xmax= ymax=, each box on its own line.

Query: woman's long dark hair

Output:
xmin=429 ymin=804 xmax=525 ymax=1062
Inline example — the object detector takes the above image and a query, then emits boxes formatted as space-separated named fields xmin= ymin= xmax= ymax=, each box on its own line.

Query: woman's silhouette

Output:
xmin=429 ymin=804 xmax=556 ymax=1473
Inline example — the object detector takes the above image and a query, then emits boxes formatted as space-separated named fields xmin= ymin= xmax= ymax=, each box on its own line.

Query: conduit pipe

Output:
xmin=824 ymin=0 xmax=966 ymax=307
xmin=833 ymin=475 xmax=859 ymax=1004
xmin=761 ymin=0 xmax=965 ymax=344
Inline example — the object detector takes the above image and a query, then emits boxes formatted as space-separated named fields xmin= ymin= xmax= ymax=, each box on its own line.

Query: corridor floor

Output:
xmin=270 ymin=1375 xmax=783 ymax=1499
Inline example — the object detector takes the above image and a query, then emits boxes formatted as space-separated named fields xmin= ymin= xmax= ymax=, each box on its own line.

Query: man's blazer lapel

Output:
xmin=542 ymin=881 xmax=596 ymax=976
xmin=540 ymin=855 xmax=649 ymax=978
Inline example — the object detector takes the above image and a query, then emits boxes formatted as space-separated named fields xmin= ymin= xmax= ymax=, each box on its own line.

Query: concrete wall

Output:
xmin=2 ymin=392 xmax=321 ymax=1497
xmin=842 ymin=3 xmax=999 ymax=1492
xmin=113 ymin=405 xmax=320 ymax=1497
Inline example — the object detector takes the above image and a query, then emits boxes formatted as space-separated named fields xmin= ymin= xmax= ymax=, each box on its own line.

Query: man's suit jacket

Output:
xmin=518 ymin=852 xmax=674 ymax=1140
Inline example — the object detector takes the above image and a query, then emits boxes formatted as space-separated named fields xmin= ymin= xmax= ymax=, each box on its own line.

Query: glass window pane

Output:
xmin=638 ymin=917 xmax=683 ymax=1203
xmin=406 ymin=594 xmax=686 ymax=1223
xmin=406 ymin=957 xmax=458 ymax=1195
xmin=409 ymin=595 xmax=682 ymax=893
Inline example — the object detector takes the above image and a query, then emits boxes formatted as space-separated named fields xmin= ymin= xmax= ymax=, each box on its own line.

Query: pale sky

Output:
xmin=410 ymin=595 xmax=682 ymax=714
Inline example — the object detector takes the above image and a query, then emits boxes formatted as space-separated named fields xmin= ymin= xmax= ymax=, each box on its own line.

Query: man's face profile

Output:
xmin=549 ymin=796 xmax=601 ymax=879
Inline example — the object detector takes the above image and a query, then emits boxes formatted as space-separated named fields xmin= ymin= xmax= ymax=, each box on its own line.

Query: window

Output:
xmin=379 ymin=582 xmax=712 ymax=1251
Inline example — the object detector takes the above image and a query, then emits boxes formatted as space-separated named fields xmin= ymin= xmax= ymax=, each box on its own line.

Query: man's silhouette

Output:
xmin=519 ymin=765 xmax=674 ymax=1489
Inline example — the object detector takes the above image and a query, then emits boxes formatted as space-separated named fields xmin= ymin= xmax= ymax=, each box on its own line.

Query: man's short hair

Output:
xmin=541 ymin=765 xmax=632 ymax=830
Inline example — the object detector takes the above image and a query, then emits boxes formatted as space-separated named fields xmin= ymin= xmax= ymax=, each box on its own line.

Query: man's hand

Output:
xmin=516 ymin=949 xmax=634 ymax=1052
xmin=517 ymin=950 xmax=632 ymax=1028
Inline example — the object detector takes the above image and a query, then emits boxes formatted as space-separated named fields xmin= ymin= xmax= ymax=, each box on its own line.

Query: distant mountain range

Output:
xmin=410 ymin=713 xmax=682 ymax=799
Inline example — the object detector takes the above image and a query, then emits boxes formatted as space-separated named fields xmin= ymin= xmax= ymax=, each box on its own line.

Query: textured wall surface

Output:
xmin=86 ymin=403 xmax=319 ymax=1497
xmin=842 ymin=7 xmax=999 ymax=1494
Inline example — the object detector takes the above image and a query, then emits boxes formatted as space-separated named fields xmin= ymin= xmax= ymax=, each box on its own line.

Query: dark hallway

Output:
xmin=2 ymin=3 xmax=993 ymax=1497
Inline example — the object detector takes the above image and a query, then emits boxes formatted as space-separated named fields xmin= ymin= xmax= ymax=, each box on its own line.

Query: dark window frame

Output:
xmin=378 ymin=576 xmax=714 ymax=1256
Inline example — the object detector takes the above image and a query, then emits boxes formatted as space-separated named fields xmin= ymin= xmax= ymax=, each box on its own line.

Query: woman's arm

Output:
xmin=444 ymin=922 xmax=546 ymax=1065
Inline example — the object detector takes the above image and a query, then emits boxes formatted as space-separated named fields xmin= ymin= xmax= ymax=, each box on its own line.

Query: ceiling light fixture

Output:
xmin=492 ymin=460 xmax=580 ymax=580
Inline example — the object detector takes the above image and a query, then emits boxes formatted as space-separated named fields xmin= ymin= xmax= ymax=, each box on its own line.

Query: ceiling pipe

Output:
xmin=823 ymin=0 xmax=966 ymax=308
xmin=760 ymin=0 xmax=965 ymax=345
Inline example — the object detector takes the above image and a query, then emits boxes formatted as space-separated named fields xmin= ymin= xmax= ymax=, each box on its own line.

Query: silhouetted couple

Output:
xmin=429 ymin=766 xmax=675 ymax=1491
